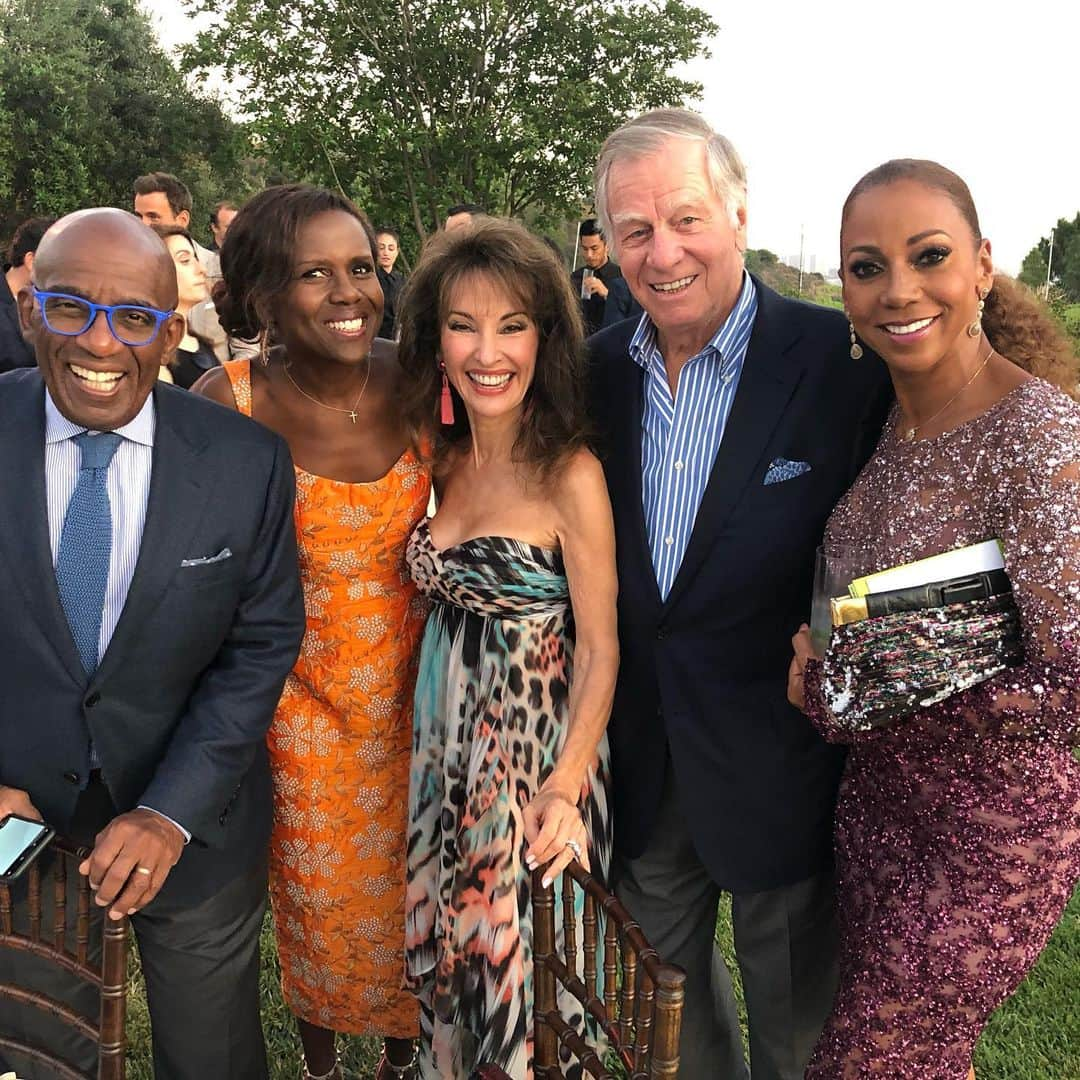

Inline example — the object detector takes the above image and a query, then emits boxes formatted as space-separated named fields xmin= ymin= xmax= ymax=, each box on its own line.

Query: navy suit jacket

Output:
xmin=0 ymin=370 xmax=305 ymax=903
xmin=588 ymin=279 xmax=892 ymax=892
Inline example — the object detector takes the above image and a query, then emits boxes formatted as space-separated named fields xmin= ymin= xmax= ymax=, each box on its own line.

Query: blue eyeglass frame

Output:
xmin=32 ymin=287 xmax=176 ymax=346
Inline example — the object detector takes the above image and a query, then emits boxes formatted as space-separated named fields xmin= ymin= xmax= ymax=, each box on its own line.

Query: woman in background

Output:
xmin=789 ymin=160 xmax=1080 ymax=1079
xmin=397 ymin=219 xmax=618 ymax=1078
xmin=151 ymin=224 xmax=219 ymax=388
xmin=195 ymin=185 xmax=426 ymax=1080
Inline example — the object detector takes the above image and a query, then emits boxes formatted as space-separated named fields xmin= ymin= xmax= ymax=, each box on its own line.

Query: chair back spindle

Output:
xmin=530 ymin=860 xmax=685 ymax=1079
xmin=0 ymin=837 xmax=129 ymax=1079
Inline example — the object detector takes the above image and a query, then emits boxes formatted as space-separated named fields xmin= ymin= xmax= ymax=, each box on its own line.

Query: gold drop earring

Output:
xmin=846 ymin=313 xmax=863 ymax=359
xmin=968 ymin=287 xmax=989 ymax=338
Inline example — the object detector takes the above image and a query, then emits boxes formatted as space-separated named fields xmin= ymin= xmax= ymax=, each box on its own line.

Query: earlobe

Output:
xmin=16 ymin=288 xmax=35 ymax=336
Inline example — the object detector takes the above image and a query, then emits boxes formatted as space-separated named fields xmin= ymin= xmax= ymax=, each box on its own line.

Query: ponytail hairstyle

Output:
xmin=842 ymin=160 xmax=1078 ymax=399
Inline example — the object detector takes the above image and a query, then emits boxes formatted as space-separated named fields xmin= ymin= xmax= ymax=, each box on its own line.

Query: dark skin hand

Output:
xmin=79 ymin=809 xmax=185 ymax=920
xmin=193 ymin=341 xmax=409 ymax=483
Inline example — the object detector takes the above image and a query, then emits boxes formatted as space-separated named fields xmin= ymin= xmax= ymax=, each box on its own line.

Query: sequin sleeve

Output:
xmin=804 ymin=384 xmax=1080 ymax=747
xmin=938 ymin=404 xmax=1080 ymax=746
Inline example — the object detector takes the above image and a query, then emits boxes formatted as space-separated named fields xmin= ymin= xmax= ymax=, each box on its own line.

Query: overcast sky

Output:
xmin=145 ymin=0 xmax=1078 ymax=274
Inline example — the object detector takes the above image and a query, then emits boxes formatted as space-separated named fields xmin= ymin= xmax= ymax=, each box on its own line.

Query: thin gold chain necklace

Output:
xmin=283 ymin=360 xmax=371 ymax=423
xmin=901 ymin=343 xmax=995 ymax=443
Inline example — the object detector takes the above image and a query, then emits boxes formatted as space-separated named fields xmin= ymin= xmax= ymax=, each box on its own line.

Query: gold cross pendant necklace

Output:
xmin=284 ymin=360 xmax=371 ymax=423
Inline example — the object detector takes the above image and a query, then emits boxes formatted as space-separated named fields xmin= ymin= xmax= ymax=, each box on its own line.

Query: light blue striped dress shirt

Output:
xmin=632 ymin=272 xmax=758 ymax=599
xmin=45 ymin=391 xmax=188 ymax=839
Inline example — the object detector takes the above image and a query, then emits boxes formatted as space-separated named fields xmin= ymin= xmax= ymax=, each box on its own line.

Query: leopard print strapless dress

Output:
xmin=404 ymin=518 xmax=612 ymax=1079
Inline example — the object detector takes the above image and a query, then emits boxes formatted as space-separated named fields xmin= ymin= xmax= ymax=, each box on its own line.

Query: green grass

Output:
xmin=122 ymin=885 xmax=1080 ymax=1079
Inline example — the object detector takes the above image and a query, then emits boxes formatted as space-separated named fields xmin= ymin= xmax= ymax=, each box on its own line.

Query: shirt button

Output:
xmin=664 ymin=536 xmax=674 ymax=546
xmin=673 ymin=461 xmax=684 ymax=471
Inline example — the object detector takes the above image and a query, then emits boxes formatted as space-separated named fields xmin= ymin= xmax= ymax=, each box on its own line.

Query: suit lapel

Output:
xmin=0 ymin=375 xmax=87 ymax=685
xmin=661 ymin=284 xmax=806 ymax=613
xmin=607 ymin=337 xmax=662 ymax=612
xmin=93 ymin=385 xmax=211 ymax=685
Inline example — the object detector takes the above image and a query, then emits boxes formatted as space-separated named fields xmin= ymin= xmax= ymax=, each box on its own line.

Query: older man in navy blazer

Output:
xmin=587 ymin=111 xmax=892 ymax=1079
xmin=0 ymin=209 xmax=304 ymax=1078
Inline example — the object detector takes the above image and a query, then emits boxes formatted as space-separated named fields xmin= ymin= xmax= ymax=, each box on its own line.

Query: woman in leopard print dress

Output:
xmin=398 ymin=219 xmax=617 ymax=1078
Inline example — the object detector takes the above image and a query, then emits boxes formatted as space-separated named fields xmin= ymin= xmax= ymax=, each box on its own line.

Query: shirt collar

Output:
xmin=45 ymin=388 xmax=156 ymax=447
xmin=630 ymin=271 xmax=757 ymax=372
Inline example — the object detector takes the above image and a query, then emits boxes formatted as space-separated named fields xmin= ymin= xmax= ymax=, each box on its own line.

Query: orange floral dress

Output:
xmin=223 ymin=359 xmax=429 ymax=1036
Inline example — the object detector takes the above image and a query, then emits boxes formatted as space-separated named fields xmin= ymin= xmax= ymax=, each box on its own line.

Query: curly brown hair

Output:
xmin=842 ymin=159 xmax=1079 ymax=399
xmin=397 ymin=218 xmax=589 ymax=481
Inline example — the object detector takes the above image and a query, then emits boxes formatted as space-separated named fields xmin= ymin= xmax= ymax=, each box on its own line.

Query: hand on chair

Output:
xmin=79 ymin=809 xmax=185 ymax=920
xmin=0 ymin=785 xmax=43 ymax=823
xmin=523 ymin=783 xmax=589 ymax=888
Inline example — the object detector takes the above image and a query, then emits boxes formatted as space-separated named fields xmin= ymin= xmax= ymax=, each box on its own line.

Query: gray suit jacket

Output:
xmin=0 ymin=370 xmax=305 ymax=902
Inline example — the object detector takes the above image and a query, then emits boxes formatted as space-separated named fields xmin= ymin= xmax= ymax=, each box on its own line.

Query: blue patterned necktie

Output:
xmin=56 ymin=431 xmax=122 ymax=675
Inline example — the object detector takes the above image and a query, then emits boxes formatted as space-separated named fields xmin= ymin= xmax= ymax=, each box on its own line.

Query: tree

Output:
xmin=1018 ymin=213 xmax=1080 ymax=303
xmin=0 ymin=0 xmax=258 ymax=244
xmin=182 ymin=0 xmax=716 ymax=247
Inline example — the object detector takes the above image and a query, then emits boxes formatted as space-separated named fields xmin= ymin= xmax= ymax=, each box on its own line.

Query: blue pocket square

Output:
xmin=763 ymin=458 xmax=811 ymax=485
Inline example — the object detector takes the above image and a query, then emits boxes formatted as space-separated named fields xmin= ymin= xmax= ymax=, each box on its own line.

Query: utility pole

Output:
xmin=1044 ymin=227 xmax=1055 ymax=300
xmin=798 ymin=224 xmax=805 ymax=297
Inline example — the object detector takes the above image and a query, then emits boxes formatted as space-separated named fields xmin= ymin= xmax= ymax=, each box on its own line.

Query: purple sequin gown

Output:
xmin=804 ymin=379 xmax=1080 ymax=1079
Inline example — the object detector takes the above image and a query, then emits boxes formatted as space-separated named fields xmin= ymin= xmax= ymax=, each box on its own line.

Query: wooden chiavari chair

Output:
xmin=531 ymin=860 xmax=685 ymax=1079
xmin=0 ymin=837 xmax=128 ymax=1079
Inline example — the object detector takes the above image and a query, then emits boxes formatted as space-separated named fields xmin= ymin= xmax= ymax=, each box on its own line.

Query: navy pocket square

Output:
xmin=180 ymin=547 xmax=232 ymax=568
xmin=763 ymin=458 xmax=811 ymax=485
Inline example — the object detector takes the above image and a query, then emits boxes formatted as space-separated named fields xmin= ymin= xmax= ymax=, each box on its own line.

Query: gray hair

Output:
xmin=594 ymin=108 xmax=747 ymax=250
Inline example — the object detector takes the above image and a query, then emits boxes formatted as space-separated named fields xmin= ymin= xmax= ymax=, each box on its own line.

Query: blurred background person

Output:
xmin=204 ymin=200 xmax=239 ymax=282
xmin=195 ymin=184 xmax=427 ymax=1080
xmin=570 ymin=218 xmax=624 ymax=335
xmin=1 ymin=215 xmax=54 ymax=372
xmin=376 ymin=226 xmax=405 ymax=340
xmin=152 ymin=224 xmax=220 ymax=389
xmin=133 ymin=171 xmax=213 ymax=263
xmin=443 ymin=203 xmax=484 ymax=232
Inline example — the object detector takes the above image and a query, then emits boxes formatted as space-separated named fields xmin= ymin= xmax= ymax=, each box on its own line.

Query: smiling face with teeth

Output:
xmin=274 ymin=211 xmax=383 ymax=368
xmin=19 ymin=209 xmax=185 ymax=431
xmin=605 ymin=137 xmax=747 ymax=359
xmin=439 ymin=271 xmax=539 ymax=428
xmin=841 ymin=179 xmax=993 ymax=375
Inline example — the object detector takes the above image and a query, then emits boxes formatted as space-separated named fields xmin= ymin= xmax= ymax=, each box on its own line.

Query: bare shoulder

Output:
xmin=190 ymin=365 xmax=237 ymax=409
xmin=552 ymin=448 xmax=610 ymax=517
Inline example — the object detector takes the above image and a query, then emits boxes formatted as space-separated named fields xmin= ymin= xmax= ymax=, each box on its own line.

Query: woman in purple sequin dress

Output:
xmin=788 ymin=161 xmax=1080 ymax=1079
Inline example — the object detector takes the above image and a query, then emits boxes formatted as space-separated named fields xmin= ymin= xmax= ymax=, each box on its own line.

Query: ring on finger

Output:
xmin=564 ymin=838 xmax=583 ymax=861
xmin=134 ymin=866 xmax=153 ymax=877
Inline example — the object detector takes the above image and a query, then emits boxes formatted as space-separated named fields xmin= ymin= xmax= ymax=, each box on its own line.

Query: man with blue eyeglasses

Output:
xmin=0 ymin=208 xmax=305 ymax=1078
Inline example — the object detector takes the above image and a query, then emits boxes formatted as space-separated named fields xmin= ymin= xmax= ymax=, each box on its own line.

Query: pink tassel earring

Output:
xmin=439 ymin=361 xmax=455 ymax=425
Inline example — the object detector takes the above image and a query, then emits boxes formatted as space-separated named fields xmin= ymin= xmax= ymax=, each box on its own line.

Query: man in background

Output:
xmin=133 ymin=172 xmax=214 ymax=265
xmin=1 ymin=216 xmax=55 ymax=372
xmin=571 ymin=218 xmax=625 ymax=335
xmin=444 ymin=202 xmax=484 ymax=232
xmin=203 ymin=200 xmax=239 ymax=282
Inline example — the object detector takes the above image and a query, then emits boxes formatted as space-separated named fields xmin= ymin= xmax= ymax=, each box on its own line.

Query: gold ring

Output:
xmin=135 ymin=866 xmax=153 ymax=877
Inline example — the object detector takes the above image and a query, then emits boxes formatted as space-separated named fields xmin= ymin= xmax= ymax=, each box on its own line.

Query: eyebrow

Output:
xmin=847 ymin=229 xmax=953 ymax=257
xmin=43 ymin=284 xmax=162 ymax=308
xmin=447 ymin=309 xmax=530 ymax=320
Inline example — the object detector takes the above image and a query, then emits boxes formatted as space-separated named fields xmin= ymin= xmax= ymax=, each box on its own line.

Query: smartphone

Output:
xmin=0 ymin=813 xmax=55 ymax=883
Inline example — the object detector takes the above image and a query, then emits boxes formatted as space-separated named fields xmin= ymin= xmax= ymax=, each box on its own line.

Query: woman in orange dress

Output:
xmin=195 ymin=184 xmax=428 ymax=1080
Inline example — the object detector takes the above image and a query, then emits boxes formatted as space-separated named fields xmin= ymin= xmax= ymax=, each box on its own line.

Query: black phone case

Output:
xmin=0 ymin=814 xmax=56 ymax=884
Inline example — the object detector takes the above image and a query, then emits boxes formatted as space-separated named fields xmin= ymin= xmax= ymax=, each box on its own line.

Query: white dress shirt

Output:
xmin=44 ymin=390 xmax=189 ymax=840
